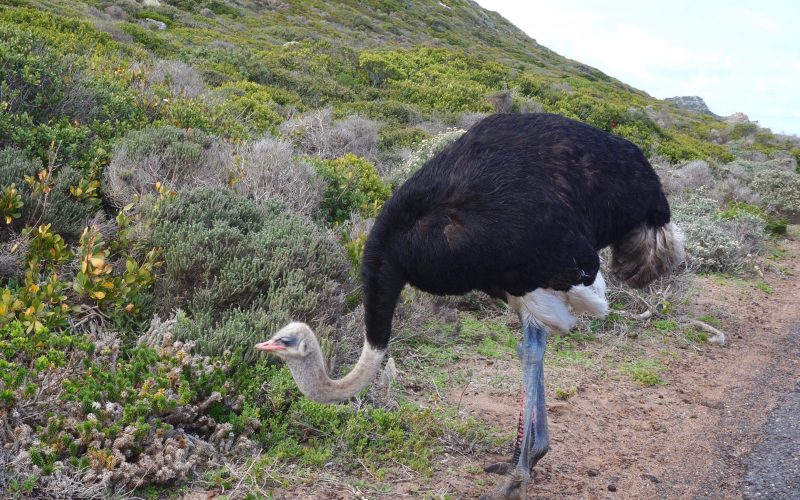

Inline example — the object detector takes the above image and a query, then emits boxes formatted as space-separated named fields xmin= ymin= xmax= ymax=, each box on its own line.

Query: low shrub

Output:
xmin=670 ymin=191 xmax=764 ymax=274
xmin=750 ymin=169 xmax=800 ymax=221
xmin=150 ymin=188 xmax=349 ymax=361
xmin=104 ymin=125 xmax=229 ymax=207
xmin=0 ymin=148 xmax=98 ymax=241
xmin=0 ymin=316 xmax=249 ymax=495
xmin=310 ymin=153 xmax=391 ymax=225
xmin=280 ymin=108 xmax=381 ymax=163
xmin=658 ymin=160 xmax=714 ymax=195
xmin=149 ymin=59 xmax=205 ymax=99
xmin=231 ymin=136 xmax=323 ymax=218
xmin=389 ymin=128 xmax=465 ymax=187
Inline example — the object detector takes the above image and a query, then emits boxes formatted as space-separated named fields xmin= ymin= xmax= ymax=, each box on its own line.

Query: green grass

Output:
xmin=621 ymin=359 xmax=666 ymax=387
xmin=755 ymin=281 xmax=774 ymax=294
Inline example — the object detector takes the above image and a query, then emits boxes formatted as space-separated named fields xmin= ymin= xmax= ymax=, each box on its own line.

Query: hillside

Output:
xmin=1 ymin=0 xmax=800 ymax=498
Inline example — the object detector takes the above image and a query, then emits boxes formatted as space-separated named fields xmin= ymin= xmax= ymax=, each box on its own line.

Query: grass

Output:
xmin=755 ymin=281 xmax=774 ymax=294
xmin=554 ymin=385 xmax=578 ymax=400
xmin=621 ymin=359 xmax=666 ymax=387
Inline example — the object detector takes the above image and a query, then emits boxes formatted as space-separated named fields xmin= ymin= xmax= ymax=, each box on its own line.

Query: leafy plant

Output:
xmin=311 ymin=153 xmax=390 ymax=224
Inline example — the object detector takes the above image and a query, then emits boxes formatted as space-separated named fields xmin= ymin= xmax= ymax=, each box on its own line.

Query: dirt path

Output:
xmin=425 ymin=237 xmax=800 ymax=499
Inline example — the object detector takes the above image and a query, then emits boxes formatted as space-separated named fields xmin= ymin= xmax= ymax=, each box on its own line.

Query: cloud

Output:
xmin=476 ymin=0 xmax=800 ymax=134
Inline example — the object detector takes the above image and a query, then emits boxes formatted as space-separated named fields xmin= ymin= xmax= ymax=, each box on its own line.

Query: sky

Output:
xmin=475 ymin=0 xmax=800 ymax=136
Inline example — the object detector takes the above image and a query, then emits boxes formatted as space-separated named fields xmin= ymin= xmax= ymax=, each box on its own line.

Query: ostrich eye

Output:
xmin=280 ymin=337 xmax=296 ymax=347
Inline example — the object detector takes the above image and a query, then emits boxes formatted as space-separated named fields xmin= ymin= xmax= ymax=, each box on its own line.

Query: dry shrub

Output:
xmin=517 ymin=97 xmax=545 ymax=114
xmin=105 ymin=125 xmax=230 ymax=207
xmin=104 ymin=5 xmax=127 ymax=20
xmin=658 ymin=160 xmax=714 ymax=195
xmin=457 ymin=112 xmax=488 ymax=130
xmin=487 ymin=90 xmax=513 ymax=113
xmin=601 ymin=250 xmax=691 ymax=316
xmin=670 ymin=190 xmax=763 ymax=274
xmin=389 ymin=128 xmax=465 ymax=186
xmin=232 ymin=136 xmax=323 ymax=218
xmin=751 ymin=170 xmax=800 ymax=221
xmin=149 ymin=59 xmax=206 ymax=99
xmin=279 ymin=107 xmax=380 ymax=163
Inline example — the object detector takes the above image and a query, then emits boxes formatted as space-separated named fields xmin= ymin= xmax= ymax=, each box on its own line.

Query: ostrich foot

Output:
xmin=478 ymin=470 xmax=527 ymax=500
xmin=484 ymin=461 xmax=513 ymax=475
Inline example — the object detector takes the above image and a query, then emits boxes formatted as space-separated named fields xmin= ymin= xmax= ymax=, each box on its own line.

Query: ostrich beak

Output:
xmin=255 ymin=340 xmax=286 ymax=352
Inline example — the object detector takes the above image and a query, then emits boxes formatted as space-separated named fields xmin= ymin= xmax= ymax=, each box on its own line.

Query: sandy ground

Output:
xmin=432 ymin=237 xmax=800 ymax=499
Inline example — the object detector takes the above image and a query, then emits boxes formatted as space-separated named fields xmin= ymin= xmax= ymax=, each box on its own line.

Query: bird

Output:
xmin=256 ymin=112 xmax=684 ymax=499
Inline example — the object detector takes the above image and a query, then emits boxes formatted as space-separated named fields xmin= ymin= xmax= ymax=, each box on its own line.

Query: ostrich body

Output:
xmin=257 ymin=113 xmax=684 ymax=498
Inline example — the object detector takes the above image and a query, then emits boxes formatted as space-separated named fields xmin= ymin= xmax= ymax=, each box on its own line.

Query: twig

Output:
xmin=357 ymin=457 xmax=379 ymax=481
xmin=456 ymin=380 xmax=471 ymax=415
xmin=617 ymin=309 xmax=654 ymax=320
xmin=685 ymin=318 xmax=726 ymax=345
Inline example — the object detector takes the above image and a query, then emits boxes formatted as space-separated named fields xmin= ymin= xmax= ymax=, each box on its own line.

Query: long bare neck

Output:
xmin=286 ymin=337 xmax=385 ymax=403
xmin=288 ymin=245 xmax=404 ymax=403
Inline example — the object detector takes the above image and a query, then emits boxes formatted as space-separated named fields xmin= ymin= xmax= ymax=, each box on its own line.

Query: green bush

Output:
xmin=0 ymin=148 xmax=98 ymax=241
xmin=310 ymin=154 xmax=391 ymax=225
xmin=718 ymin=202 xmax=788 ymax=236
xmin=150 ymin=188 xmax=349 ymax=361
xmin=378 ymin=126 xmax=429 ymax=152
xmin=0 ymin=12 xmax=145 ymax=173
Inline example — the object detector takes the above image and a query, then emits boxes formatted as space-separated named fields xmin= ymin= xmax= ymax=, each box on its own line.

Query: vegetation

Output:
xmin=0 ymin=0 xmax=798 ymax=497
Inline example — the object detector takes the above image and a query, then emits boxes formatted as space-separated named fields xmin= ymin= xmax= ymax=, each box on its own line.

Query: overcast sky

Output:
xmin=475 ymin=0 xmax=799 ymax=136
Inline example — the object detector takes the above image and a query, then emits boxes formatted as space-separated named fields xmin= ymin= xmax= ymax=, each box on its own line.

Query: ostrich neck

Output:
xmin=288 ymin=246 xmax=404 ymax=403
xmin=286 ymin=340 xmax=385 ymax=403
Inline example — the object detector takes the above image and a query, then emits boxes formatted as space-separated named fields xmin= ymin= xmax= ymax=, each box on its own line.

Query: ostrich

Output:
xmin=256 ymin=113 xmax=684 ymax=498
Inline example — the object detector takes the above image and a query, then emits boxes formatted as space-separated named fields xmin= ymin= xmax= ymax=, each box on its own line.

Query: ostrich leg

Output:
xmin=481 ymin=318 xmax=549 ymax=499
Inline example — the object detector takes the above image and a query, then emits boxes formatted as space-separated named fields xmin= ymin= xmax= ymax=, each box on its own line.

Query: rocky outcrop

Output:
xmin=724 ymin=112 xmax=751 ymax=124
xmin=665 ymin=96 xmax=717 ymax=116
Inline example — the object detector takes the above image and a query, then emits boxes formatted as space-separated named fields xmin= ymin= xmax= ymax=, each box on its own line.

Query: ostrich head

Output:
xmin=255 ymin=322 xmax=314 ymax=361
xmin=255 ymin=322 xmax=386 ymax=404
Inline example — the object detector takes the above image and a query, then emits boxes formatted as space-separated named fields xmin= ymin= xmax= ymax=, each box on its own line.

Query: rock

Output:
xmin=200 ymin=8 xmax=215 ymax=18
xmin=665 ymin=96 xmax=717 ymax=116
xmin=608 ymin=484 xmax=617 ymax=492
xmin=725 ymin=112 xmax=751 ymax=124
xmin=143 ymin=18 xmax=167 ymax=30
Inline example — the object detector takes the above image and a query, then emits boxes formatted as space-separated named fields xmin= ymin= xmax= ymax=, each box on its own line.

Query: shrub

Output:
xmin=389 ymin=128 xmax=465 ymax=187
xmin=150 ymin=188 xmax=349 ymax=361
xmin=378 ymin=126 xmax=429 ymax=153
xmin=487 ymin=90 xmax=514 ymax=113
xmin=310 ymin=154 xmax=391 ymax=225
xmin=104 ymin=125 xmax=229 ymax=207
xmin=0 ymin=317 xmax=249 ymax=495
xmin=456 ymin=113 xmax=489 ymax=130
xmin=750 ymin=170 xmax=800 ymax=221
xmin=658 ymin=160 xmax=714 ymax=195
xmin=670 ymin=191 xmax=764 ymax=273
xmin=207 ymin=81 xmax=291 ymax=135
xmin=231 ymin=136 xmax=323 ymax=218
xmin=0 ymin=20 xmax=145 ymax=171
xmin=149 ymin=59 xmax=205 ymax=98
xmin=280 ymin=108 xmax=381 ymax=163
xmin=0 ymin=148 xmax=98 ymax=241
